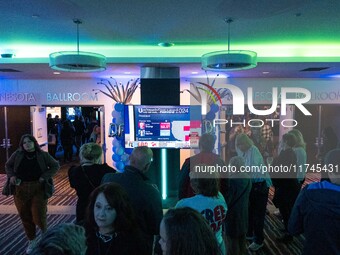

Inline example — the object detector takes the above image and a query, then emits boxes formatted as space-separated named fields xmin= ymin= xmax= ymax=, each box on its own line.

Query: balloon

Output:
xmin=117 ymin=116 xmax=123 ymax=123
xmin=115 ymin=147 xmax=125 ymax=156
xmin=112 ymin=154 xmax=121 ymax=162
xmin=116 ymin=135 xmax=123 ymax=141
xmin=111 ymin=110 xmax=119 ymax=118
xmin=114 ymin=103 xmax=124 ymax=112
xmin=210 ymin=103 xmax=219 ymax=113
xmin=121 ymin=154 xmax=129 ymax=162
xmin=112 ymin=139 xmax=121 ymax=147
xmin=116 ymin=161 xmax=125 ymax=171
xmin=111 ymin=112 xmax=122 ymax=123
xmin=112 ymin=109 xmax=123 ymax=120
xmin=206 ymin=111 xmax=215 ymax=121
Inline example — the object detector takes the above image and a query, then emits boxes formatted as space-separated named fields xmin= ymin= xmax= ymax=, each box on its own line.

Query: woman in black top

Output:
xmin=5 ymin=134 xmax=60 ymax=254
xmin=85 ymin=183 xmax=145 ymax=255
xmin=68 ymin=143 xmax=116 ymax=224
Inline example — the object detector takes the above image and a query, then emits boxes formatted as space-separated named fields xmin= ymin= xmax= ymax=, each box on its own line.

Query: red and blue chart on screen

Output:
xmin=124 ymin=105 xmax=201 ymax=148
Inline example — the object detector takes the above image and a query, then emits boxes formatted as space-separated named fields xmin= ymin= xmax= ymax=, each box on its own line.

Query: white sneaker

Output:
xmin=248 ymin=242 xmax=264 ymax=251
xmin=26 ymin=238 xmax=37 ymax=254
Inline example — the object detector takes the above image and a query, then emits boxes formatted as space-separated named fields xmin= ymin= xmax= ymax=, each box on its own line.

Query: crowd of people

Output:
xmin=3 ymin=124 xmax=340 ymax=255
xmin=47 ymin=113 xmax=101 ymax=163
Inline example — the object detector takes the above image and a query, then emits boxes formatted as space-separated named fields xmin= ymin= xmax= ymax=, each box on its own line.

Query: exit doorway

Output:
xmin=45 ymin=105 xmax=106 ymax=162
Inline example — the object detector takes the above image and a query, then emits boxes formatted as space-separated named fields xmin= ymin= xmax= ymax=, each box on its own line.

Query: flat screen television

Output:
xmin=124 ymin=105 xmax=202 ymax=149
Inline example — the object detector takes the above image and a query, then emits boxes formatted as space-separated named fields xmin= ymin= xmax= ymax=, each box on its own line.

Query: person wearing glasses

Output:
xmin=101 ymin=146 xmax=163 ymax=255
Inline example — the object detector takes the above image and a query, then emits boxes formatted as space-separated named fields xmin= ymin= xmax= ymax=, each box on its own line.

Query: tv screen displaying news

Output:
xmin=124 ymin=105 xmax=201 ymax=148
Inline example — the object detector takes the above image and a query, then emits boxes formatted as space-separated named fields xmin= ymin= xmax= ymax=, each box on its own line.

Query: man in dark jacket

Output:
xmin=288 ymin=149 xmax=340 ymax=255
xmin=101 ymin=146 xmax=163 ymax=255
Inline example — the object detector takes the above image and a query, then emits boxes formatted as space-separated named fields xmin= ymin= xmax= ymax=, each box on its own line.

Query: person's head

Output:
xmin=31 ymin=223 xmax=86 ymax=255
xmin=250 ymin=122 xmax=262 ymax=137
xmin=92 ymin=125 xmax=99 ymax=133
xmin=288 ymin=129 xmax=306 ymax=150
xmin=86 ymin=183 xmax=136 ymax=234
xmin=235 ymin=133 xmax=253 ymax=152
xmin=325 ymin=149 xmax=340 ymax=185
xmin=63 ymin=120 xmax=71 ymax=128
xmin=79 ymin=143 xmax=102 ymax=165
xmin=129 ymin=146 xmax=153 ymax=173
xmin=229 ymin=156 xmax=245 ymax=169
xmin=189 ymin=170 xmax=219 ymax=197
xmin=19 ymin=134 xmax=41 ymax=153
xmin=47 ymin=113 xmax=52 ymax=119
xmin=199 ymin=133 xmax=215 ymax=152
xmin=282 ymin=132 xmax=296 ymax=149
xmin=159 ymin=207 xmax=220 ymax=255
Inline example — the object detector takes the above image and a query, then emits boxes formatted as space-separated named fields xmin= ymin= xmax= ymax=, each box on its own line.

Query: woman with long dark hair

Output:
xmin=159 ymin=207 xmax=221 ymax=255
xmin=5 ymin=134 xmax=60 ymax=254
xmin=85 ymin=183 xmax=145 ymax=255
xmin=176 ymin=171 xmax=227 ymax=254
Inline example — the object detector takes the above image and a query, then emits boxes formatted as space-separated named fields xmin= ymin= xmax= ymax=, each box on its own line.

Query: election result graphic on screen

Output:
xmin=124 ymin=105 xmax=201 ymax=148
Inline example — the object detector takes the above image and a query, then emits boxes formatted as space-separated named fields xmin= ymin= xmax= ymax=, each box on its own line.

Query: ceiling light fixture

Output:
xmin=201 ymin=18 xmax=257 ymax=71
xmin=158 ymin=42 xmax=175 ymax=47
xmin=49 ymin=19 xmax=106 ymax=72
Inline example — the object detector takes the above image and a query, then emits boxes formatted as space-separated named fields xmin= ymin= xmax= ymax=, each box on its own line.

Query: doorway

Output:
xmin=45 ymin=105 xmax=105 ymax=162
xmin=0 ymin=106 xmax=31 ymax=173
xmin=295 ymin=104 xmax=340 ymax=165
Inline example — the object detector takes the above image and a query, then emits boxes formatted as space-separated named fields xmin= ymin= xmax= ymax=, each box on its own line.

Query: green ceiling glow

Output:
xmin=2 ymin=42 xmax=340 ymax=63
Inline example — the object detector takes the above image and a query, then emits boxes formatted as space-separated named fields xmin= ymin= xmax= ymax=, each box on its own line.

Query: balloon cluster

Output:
xmin=111 ymin=102 xmax=131 ymax=172
xmin=203 ymin=103 xmax=219 ymax=133
xmin=205 ymin=103 xmax=219 ymax=121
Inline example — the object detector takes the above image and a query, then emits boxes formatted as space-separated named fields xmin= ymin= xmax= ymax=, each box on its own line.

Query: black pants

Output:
xmin=63 ymin=143 xmax=73 ymax=161
xmin=247 ymin=181 xmax=269 ymax=244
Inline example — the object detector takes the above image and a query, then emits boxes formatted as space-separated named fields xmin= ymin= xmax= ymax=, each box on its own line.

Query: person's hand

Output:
xmin=10 ymin=176 xmax=17 ymax=185
xmin=39 ymin=177 xmax=45 ymax=183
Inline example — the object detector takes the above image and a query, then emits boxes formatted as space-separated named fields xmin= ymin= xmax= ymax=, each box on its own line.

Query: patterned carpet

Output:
xmin=0 ymin=162 xmax=78 ymax=255
xmin=0 ymin=163 xmax=320 ymax=255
